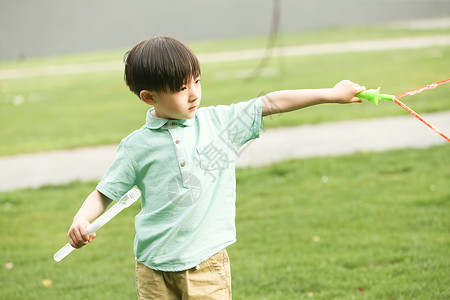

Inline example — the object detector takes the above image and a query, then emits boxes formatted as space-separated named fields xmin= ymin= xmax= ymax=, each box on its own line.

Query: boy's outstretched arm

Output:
xmin=68 ymin=190 xmax=112 ymax=248
xmin=262 ymin=80 xmax=365 ymax=116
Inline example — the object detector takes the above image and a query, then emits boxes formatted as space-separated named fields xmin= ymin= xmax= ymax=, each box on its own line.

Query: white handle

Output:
xmin=53 ymin=242 xmax=75 ymax=262
xmin=53 ymin=188 xmax=141 ymax=262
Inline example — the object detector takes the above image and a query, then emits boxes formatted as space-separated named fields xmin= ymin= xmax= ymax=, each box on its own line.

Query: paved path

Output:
xmin=1 ymin=35 xmax=449 ymax=80
xmin=1 ymin=111 xmax=449 ymax=192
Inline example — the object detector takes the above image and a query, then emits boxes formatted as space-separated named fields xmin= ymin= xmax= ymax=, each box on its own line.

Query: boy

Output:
xmin=67 ymin=36 xmax=365 ymax=299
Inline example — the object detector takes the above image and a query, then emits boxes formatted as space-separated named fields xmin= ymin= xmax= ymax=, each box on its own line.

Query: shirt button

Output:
xmin=163 ymin=123 xmax=169 ymax=128
xmin=175 ymin=140 xmax=180 ymax=144
xmin=170 ymin=122 xmax=176 ymax=127
xmin=180 ymin=161 xmax=186 ymax=167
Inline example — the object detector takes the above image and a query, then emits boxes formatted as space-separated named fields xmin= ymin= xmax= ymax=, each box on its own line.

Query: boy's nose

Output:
xmin=188 ymin=86 xmax=200 ymax=101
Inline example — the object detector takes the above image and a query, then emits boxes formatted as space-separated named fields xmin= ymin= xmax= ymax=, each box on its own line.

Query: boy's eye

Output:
xmin=179 ymin=78 xmax=200 ymax=91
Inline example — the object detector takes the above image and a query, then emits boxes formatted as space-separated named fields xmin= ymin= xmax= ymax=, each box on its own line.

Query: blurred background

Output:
xmin=1 ymin=1 xmax=450 ymax=299
xmin=0 ymin=0 xmax=449 ymax=179
xmin=1 ymin=0 xmax=450 ymax=60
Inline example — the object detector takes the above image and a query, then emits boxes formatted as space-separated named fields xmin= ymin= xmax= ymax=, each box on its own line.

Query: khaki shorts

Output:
xmin=136 ymin=249 xmax=232 ymax=300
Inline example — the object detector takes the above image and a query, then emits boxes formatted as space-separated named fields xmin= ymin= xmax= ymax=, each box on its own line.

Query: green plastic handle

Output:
xmin=356 ymin=87 xmax=395 ymax=105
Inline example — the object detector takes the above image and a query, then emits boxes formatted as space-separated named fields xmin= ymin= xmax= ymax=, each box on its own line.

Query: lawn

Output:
xmin=1 ymin=145 xmax=449 ymax=299
xmin=0 ymin=26 xmax=449 ymax=155
xmin=1 ymin=25 xmax=449 ymax=299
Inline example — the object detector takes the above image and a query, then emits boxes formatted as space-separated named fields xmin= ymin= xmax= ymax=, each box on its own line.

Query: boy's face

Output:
xmin=141 ymin=76 xmax=201 ymax=120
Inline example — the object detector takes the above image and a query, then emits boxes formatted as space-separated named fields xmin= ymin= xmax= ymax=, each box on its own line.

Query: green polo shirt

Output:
xmin=96 ymin=97 xmax=263 ymax=271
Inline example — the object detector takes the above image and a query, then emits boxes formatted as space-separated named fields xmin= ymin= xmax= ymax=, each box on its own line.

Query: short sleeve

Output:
xmin=96 ymin=140 xmax=137 ymax=201
xmin=212 ymin=97 xmax=263 ymax=152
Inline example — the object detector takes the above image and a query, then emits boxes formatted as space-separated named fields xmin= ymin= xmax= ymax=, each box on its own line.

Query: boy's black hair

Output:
xmin=124 ymin=36 xmax=201 ymax=96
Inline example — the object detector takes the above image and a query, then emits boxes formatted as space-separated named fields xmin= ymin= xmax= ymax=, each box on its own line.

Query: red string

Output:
xmin=395 ymin=78 xmax=450 ymax=99
xmin=391 ymin=79 xmax=450 ymax=143
xmin=393 ymin=98 xmax=450 ymax=142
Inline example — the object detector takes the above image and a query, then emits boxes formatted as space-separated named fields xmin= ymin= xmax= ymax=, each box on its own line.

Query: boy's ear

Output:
xmin=139 ymin=90 xmax=156 ymax=105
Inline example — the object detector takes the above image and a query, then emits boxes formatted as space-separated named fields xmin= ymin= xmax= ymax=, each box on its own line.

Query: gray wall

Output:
xmin=1 ymin=0 xmax=449 ymax=61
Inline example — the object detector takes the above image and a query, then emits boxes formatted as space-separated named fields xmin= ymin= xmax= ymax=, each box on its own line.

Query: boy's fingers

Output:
xmin=68 ymin=222 xmax=91 ymax=248
xmin=68 ymin=232 xmax=83 ymax=248
xmin=79 ymin=226 xmax=90 ymax=242
xmin=71 ymin=230 xmax=86 ymax=248
xmin=88 ymin=233 xmax=96 ymax=243
xmin=351 ymin=84 xmax=365 ymax=103
xmin=68 ymin=235 xmax=76 ymax=248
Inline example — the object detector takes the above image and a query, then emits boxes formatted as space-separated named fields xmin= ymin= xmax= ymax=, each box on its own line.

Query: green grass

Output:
xmin=1 ymin=145 xmax=449 ymax=299
xmin=0 ymin=26 xmax=449 ymax=155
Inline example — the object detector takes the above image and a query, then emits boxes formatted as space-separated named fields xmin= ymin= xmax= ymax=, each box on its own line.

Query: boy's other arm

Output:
xmin=262 ymin=80 xmax=365 ymax=117
xmin=68 ymin=190 xmax=113 ymax=248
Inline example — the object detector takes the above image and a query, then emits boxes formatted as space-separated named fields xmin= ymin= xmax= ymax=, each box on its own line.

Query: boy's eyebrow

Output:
xmin=186 ymin=75 xmax=201 ymax=82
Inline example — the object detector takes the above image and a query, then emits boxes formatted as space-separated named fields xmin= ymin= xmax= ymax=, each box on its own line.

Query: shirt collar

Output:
xmin=145 ymin=108 xmax=196 ymax=129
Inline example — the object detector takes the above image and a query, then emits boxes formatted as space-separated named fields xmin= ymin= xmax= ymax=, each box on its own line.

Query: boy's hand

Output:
xmin=331 ymin=80 xmax=366 ymax=104
xmin=68 ymin=218 xmax=96 ymax=248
